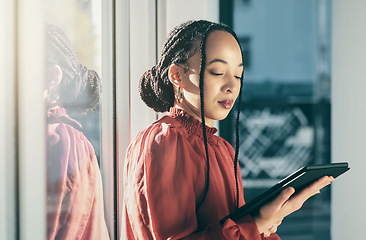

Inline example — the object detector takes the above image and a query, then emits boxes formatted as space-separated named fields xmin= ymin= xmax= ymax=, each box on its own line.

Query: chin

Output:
xmin=211 ymin=111 xmax=231 ymax=121
xmin=217 ymin=115 xmax=230 ymax=121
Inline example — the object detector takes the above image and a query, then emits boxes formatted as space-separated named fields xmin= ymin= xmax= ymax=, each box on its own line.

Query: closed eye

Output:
xmin=234 ymin=76 xmax=241 ymax=80
xmin=210 ymin=71 xmax=223 ymax=76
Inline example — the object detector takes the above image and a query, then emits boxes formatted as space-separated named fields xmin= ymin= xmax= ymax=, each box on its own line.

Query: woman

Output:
xmin=45 ymin=25 xmax=109 ymax=240
xmin=123 ymin=20 xmax=332 ymax=240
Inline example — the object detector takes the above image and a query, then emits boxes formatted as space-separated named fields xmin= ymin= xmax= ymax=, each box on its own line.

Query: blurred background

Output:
xmin=0 ymin=0 xmax=365 ymax=239
xmin=220 ymin=1 xmax=332 ymax=239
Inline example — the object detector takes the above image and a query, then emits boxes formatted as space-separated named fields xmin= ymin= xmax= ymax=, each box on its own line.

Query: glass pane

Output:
xmin=222 ymin=0 xmax=332 ymax=239
xmin=44 ymin=0 xmax=110 ymax=239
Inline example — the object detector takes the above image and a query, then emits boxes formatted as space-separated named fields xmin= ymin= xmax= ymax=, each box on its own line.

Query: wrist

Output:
xmin=253 ymin=216 xmax=266 ymax=234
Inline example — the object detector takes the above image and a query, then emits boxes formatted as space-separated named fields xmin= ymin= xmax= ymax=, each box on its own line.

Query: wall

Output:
xmin=157 ymin=0 xmax=219 ymax=57
xmin=331 ymin=1 xmax=366 ymax=239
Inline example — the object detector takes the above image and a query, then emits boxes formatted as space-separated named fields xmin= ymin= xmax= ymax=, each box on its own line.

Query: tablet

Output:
xmin=220 ymin=162 xmax=350 ymax=224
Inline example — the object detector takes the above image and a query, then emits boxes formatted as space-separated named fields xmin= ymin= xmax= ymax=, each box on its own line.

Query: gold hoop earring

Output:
xmin=176 ymin=87 xmax=183 ymax=104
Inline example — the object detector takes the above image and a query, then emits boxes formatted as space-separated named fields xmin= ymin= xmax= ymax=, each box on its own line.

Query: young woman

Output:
xmin=123 ymin=20 xmax=333 ymax=240
xmin=45 ymin=25 xmax=109 ymax=240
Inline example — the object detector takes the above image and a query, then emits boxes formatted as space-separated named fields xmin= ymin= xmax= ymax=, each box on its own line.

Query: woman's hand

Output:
xmin=253 ymin=176 xmax=334 ymax=236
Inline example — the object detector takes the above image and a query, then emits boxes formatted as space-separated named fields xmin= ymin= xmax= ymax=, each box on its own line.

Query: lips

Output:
xmin=218 ymin=99 xmax=234 ymax=109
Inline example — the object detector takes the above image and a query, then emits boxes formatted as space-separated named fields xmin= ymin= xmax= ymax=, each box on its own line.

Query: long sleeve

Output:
xmin=124 ymin=123 xmax=200 ymax=239
xmin=123 ymin=115 xmax=280 ymax=240
xmin=47 ymin=121 xmax=110 ymax=240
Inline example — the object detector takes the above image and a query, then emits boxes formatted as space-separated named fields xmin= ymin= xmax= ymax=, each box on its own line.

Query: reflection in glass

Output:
xmin=44 ymin=24 xmax=109 ymax=239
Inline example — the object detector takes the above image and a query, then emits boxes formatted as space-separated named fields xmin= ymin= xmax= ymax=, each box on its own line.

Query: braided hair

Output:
xmin=46 ymin=24 xmax=102 ymax=112
xmin=139 ymin=20 xmax=244 ymax=208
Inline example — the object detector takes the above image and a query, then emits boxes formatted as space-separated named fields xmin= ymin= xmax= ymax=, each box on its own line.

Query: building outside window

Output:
xmin=220 ymin=0 xmax=332 ymax=239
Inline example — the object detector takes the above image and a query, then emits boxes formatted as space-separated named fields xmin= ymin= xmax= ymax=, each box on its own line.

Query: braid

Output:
xmin=234 ymin=74 xmax=244 ymax=208
xmin=196 ymin=23 xmax=215 ymax=208
xmin=47 ymin=25 xmax=78 ymax=84
xmin=231 ymin=33 xmax=245 ymax=209
xmin=198 ymin=24 xmax=244 ymax=208
xmin=220 ymin=30 xmax=245 ymax=209
xmin=197 ymin=23 xmax=244 ymax=208
xmin=46 ymin=24 xmax=101 ymax=112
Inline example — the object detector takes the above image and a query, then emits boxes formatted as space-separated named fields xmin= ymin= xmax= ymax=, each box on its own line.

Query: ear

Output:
xmin=47 ymin=64 xmax=62 ymax=89
xmin=168 ymin=64 xmax=185 ymax=87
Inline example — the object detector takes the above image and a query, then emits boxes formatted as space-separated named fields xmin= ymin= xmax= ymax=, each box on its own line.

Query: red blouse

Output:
xmin=46 ymin=108 xmax=110 ymax=240
xmin=123 ymin=107 xmax=280 ymax=240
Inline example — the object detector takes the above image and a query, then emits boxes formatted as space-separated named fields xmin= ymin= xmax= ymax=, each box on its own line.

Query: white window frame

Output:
xmin=116 ymin=0 xmax=158 ymax=238
xmin=17 ymin=0 xmax=46 ymax=239
xmin=101 ymin=0 xmax=117 ymax=239
xmin=0 ymin=0 xmax=17 ymax=239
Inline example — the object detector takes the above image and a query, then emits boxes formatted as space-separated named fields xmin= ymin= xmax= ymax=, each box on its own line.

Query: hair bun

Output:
xmin=61 ymin=64 xmax=102 ymax=112
xmin=84 ymin=68 xmax=102 ymax=110
xmin=139 ymin=65 xmax=173 ymax=112
xmin=79 ymin=64 xmax=101 ymax=111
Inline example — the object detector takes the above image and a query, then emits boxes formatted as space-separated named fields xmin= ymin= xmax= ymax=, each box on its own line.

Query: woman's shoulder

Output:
xmin=47 ymin=108 xmax=86 ymax=143
xmin=125 ymin=115 xmax=190 ymax=169
xmin=131 ymin=115 xmax=187 ymax=147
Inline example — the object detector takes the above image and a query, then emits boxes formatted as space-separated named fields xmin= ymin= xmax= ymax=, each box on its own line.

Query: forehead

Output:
xmin=204 ymin=30 xmax=242 ymax=63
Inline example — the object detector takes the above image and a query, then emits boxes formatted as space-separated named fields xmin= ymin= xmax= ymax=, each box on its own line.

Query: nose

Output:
xmin=223 ymin=75 xmax=239 ymax=94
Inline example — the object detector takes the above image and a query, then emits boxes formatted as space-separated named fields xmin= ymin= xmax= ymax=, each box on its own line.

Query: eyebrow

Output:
xmin=208 ymin=58 xmax=243 ymax=67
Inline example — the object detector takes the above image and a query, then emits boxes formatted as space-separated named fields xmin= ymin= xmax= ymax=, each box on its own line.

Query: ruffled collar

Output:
xmin=47 ymin=108 xmax=83 ymax=131
xmin=169 ymin=107 xmax=217 ymax=138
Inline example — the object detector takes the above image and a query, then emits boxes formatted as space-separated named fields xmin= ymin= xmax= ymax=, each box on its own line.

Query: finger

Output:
xmin=270 ymin=225 xmax=278 ymax=233
xmin=267 ymin=224 xmax=278 ymax=235
xmin=263 ymin=230 xmax=271 ymax=238
xmin=314 ymin=175 xmax=334 ymax=187
xmin=274 ymin=219 xmax=282 ymax=226
xmin=269 ymin=220 xmax=282 ymax=232
xmin=303 ymin=176 xmax=333 ymax=198
xmin=270 ymin=187 xmax=295 ymax=209
xmin=284 ymin=176 xmax=333 ymax=213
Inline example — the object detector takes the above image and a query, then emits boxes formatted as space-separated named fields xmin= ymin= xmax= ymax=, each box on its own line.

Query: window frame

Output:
xmin=0 ymin=0 xmax=17 ymax=239
xmin=17 ymin=0 xmax=47 ymax=239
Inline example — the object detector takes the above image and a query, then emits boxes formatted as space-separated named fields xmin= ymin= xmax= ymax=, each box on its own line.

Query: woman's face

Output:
xmin=179 ymin=30 xmax=243 ymax=127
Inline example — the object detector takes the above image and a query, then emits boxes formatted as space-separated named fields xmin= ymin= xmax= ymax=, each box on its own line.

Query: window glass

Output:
xmin=222 ymin=0 xmax=332 ymax=239
xmin=44 ymin=0 xmax=110 ymax=239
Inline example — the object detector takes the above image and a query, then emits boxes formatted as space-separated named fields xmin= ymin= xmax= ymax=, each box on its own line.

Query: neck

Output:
xmin=173 ymin=103 xmax=214 ymax=127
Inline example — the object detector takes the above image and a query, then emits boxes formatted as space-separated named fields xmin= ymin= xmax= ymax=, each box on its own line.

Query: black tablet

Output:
xmin=220 ymin=162 xmax=350 ymax=224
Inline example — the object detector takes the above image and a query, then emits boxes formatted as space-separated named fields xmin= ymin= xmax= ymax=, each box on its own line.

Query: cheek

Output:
xmin=183 ymin=74 xmax=200 ymax=94
xmin=203 ymin=85 xmax=219 ymax=102
xmin=234 ymin=81 xmax=241 ymax=98
xmin=236 ymin=86 xmax=241 ymax=98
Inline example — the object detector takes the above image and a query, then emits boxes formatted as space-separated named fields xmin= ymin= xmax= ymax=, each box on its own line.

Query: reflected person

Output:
xmin=45 ymin=25 xmax=109 ymax=240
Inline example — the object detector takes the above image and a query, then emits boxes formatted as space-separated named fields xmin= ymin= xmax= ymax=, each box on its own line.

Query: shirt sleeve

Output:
xmin=221 ymin=217 xmax=281 ymax=240
xmin=47 ymin=123 xmax=110 ymax=240
xmin=124 ymin=123 xmax=279 ymax=240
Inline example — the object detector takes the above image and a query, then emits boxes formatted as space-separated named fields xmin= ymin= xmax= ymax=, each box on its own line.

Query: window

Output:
xmin=238 ymin=36 xmax=251 ymax=69
xmin=44 ymin=0 xmax=113 ymax=239
xmin=221 ymin=0 xmax=332 ymax=239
